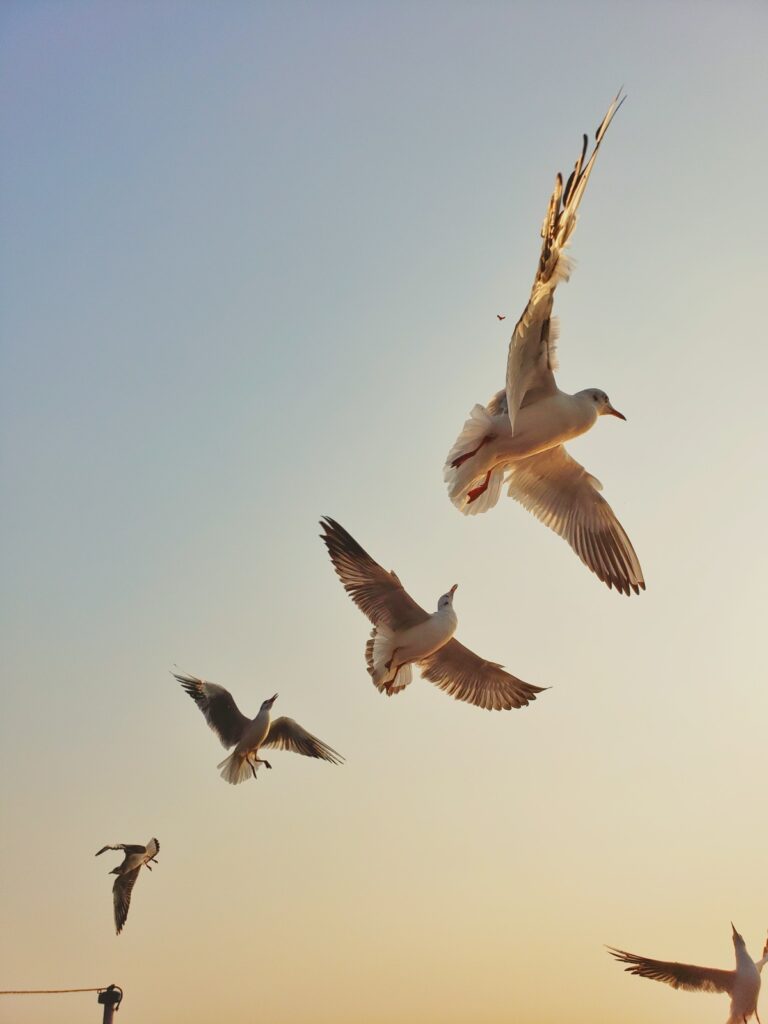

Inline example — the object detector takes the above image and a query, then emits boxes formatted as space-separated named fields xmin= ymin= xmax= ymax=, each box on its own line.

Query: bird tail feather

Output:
xmin=444 ymin=405 xmax=503 ymax=514
xmin=367 ymin=627 xmax=413 ymax=695
xmin=217 ymin=750 xmax=255 ymax=785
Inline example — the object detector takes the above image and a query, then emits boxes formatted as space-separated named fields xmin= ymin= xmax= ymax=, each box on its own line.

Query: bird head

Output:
xmin=731 ymin=922 xmax=746 ymax=949
xmin=582 ymin=389 xmax=626 ymax=421
xmin=261 ymin=694 xmax=278 ymax=711
xmin=438 ymin=584 xmax=458 ymax=610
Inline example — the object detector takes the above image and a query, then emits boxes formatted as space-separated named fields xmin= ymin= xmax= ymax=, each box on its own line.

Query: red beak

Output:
xmin=449 ymin=584 xmax=458 ymax=595
xmin=606 ymin=403 xmax=626 ymax=421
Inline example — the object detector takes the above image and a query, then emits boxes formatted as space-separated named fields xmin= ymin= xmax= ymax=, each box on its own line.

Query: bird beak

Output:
xmin=270 ymin=693 xmax=278 ymax=704
xmin=449 ymin=584 xmax=458 ymax=595
xmin=605 ymin=403 xmax=626 ymax=421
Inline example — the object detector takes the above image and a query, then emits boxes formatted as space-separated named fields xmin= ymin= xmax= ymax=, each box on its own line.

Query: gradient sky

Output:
xmin=2 ymin=2 xmax=767 ymax=1022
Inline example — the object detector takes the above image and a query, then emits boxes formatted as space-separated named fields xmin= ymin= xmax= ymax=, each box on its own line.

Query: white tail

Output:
xmin=444 ymin=404 xmax=503 ymax=513
xmin=366 ymin=626 xmax=413 ymax=694
xmin=217 ymin=750 xmax=256 ymax=785
xmin=444 ymin=403 xmax=505 ymax=515
xmin=462 ymin=465 xmax=505 ymax=515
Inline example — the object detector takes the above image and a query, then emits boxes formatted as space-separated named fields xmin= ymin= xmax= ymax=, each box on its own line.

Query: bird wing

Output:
xmin=112 ymin=868 xmax=141 ymax=935
xmin=504 ymin=445 xmax=644 ymax=596
xmin=418 ymin=638 xmax=546 ymax=711
xmin=758 ymin=933 xmax=768 ymax=972
xmin=144 ymin=838 xmax=160 ymax=861
xmin=95 ymin=843 xmax=145 ymax=857
xmin=320 ymin=517 xmax=429 ymax=630
xmin=173 ymin=671 xmax=250 ymax=748
xmin=505 ymin=92 xmax=625 ymax=433
xmin=262 ymin=717 xmax=344 ymax=764
xmin=607 ymin=947 xmax=735 ymax=994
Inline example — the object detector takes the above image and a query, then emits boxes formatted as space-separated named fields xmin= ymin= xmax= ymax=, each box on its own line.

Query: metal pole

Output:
xmin=97 ymin=985 xmax=122 ymax=1023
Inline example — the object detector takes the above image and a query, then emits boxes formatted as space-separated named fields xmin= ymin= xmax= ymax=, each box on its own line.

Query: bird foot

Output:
xmin=451 ymin=436 xmax=490 ymax=469
xmin=466 ymin=471 xmax=492 ymax=503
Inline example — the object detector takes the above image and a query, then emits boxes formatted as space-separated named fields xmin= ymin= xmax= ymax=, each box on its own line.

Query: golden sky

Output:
xmin=1 ymin=2 xmax=767 ymax=1022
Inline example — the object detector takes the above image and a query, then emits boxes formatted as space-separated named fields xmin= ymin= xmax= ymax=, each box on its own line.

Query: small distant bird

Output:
xmin=444 ymin=92 xmax=644 ymax=596
xmin=496 ymin=314 xmax=506 ymax=320
xmin=95 ymin=839 xmax=159 ymax=934
xmin=320 ymin=517 xmax=546 ymax=711
xmin=174 ymin=672 xmax=343 ymax=784
xmin=608 ymin=924 xmax=768 ymax=1023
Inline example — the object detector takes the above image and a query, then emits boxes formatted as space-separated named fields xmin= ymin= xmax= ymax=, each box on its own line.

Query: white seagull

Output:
xmin=608 ymin=924 xmax=768 ymax=1023
xmin=444 ymin=91 xmax=644 ymax=596
xmin=95 ymin=838 xmax=159 ymax=934
xmin=174 ymin=671 xmax=344 ymax=784
xmin=320 ymin=517 xmax=546 ymax=711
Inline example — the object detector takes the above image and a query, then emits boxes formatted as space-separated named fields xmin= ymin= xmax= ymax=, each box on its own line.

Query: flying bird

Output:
xmin=95 ymin=839 xmax=159 ymax=934
xmin=608 ymin=924 xmax=768 ymax=1024
xmin=496 ymin=314 xmax=506 ymax=320
xmin=444 ymin=91 xmax=644 ymax=596
xmin=174 ymin=672 xmax=343 ymax=784
xmin=320 ymin=517 xmax=546 ymax=711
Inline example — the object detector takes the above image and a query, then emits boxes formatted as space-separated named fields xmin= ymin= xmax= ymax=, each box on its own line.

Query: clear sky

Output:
xmin=1 ymin=2 xmax=767 ymax=1022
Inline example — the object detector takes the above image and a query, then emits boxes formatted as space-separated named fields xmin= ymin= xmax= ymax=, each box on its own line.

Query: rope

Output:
xmin=0 ymin=986 xmax=108 ymax=995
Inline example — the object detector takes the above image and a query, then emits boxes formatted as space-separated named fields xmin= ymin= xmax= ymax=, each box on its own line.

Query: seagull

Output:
xmin=174 ymin=671 xmax=344 ymax=784
xmin=497 ymin=314 xmax=506 ymax=320
xmin=444 ymin=91 xmax=644 ymax=596
xmin=95 ymin=839 xmax=159 ymax=934
xmin=608 ymin=924 xmax=768 ymax=1023
xmin=320 ymin=517 xmax=546 ymax=711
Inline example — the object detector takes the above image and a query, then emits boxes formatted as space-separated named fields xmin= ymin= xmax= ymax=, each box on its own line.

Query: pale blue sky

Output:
xmin=2 ymin=3 xmax=767 ymax=1022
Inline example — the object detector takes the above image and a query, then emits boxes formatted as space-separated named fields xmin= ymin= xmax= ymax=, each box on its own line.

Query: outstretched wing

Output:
xmin=95 ymin=843 xmax=145 ymax=857
xmin=144 ymin=838 xmax=159 ymax=861
xmin=607 ymin=947 xmax=735 ymax=995
xmin=320 ymin=517 xmax=428 ymax=630
xmin=505 ymin=92 xmax=625 ymax=433
xmin=758 ymin=933 xmax=768 ymax=972
xmin=505 ymin=445 xmax=644 ymax=596
xmin=113 ymin=868 xmax=141 ymax=935
xmin=173 ymin=671 xmax=250 ymax=748
xmin=263 ymin=717 xmax=344 ymax=764
xmin=418 ymin=639 xmax=546 ymax=711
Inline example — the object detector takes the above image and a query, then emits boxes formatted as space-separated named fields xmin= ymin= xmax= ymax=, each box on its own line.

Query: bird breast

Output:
xmin=237 ymin=710 xmax=271 ymax=754
xmin=489 ymin=392 xmax=598 ymax=464
xmin=396 ymin=608 xmax=458 ymax=663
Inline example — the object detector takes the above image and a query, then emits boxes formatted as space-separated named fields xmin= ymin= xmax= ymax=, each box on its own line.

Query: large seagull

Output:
xmin=608 ymin=924 xmax=768 ymax=1023
xmin=320 ymin=517 xmax=546 ymax=711
xmin=444 ymin=92 xmax=644 ymax=596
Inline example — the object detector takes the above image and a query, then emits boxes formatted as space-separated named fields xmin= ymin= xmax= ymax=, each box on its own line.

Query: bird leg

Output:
xmin=466 ymin=471 xmax=492 ymax=504
xmin=384 ymin=669 xmax=400 ymax=694
xmin=451 ymin=435 xmax=490 ymax=469
xmin=383 ymin=651 xmax=404 ymax=694
xmin=385 ymin=648 xmax=401 ymax=672
xmin=250 ymin=753 xmax=272 ymax=772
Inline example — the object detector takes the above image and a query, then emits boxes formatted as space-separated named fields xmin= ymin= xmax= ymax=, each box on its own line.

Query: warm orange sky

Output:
xmin=2 ymin=2 xmax=767 ymax=1023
